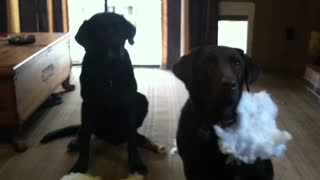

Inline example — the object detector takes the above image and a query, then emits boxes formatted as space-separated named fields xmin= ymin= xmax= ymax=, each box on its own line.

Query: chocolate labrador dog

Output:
xmin=40 ymin=12 xmax=164 ymax=174
xmin=173 ymin=46 xmax=273 ymax=180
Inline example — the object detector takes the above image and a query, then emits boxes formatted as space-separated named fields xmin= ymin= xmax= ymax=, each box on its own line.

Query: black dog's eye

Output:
xmin=231 ymin=58 xmax=241 ymax=66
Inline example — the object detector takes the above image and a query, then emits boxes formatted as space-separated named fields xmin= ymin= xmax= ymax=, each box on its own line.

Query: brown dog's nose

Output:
xmin=221 ymin=79 xmax=237 ymax=89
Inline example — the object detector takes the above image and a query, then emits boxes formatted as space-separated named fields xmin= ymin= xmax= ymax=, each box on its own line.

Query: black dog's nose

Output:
xmin=221 ymin=79 xmax=237 ymax=89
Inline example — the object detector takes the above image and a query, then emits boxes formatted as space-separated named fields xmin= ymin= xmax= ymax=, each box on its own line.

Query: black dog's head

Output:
xmin=173 ymin=46 xmax=259 ymax=126
xmin=75 ymin=12 xmax=136 ymax=55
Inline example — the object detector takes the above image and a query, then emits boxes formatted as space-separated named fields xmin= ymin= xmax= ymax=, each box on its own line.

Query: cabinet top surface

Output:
xmin=0 ymin=33 xmax=69 ymax=68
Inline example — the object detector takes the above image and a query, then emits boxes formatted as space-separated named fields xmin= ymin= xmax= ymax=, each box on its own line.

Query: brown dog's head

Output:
xmin=75 ymin=12 xmax=136 ymax=54
xmin=173 ymin=46 xmax=259 ymax=126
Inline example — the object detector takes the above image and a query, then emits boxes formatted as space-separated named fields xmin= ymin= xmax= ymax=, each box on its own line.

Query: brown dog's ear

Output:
xmin=75 ymin=20 xmax=89 ymax=48
xmin=234 ymin=48 xmax=260 ymax=91
xmin=245 ymin=56 xmax=260 ymax=85
xmin=172 ymin=53 xmax=194 ymax=89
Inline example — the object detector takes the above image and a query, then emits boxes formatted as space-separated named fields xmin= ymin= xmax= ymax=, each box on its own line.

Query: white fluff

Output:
xmin=60 ymin=173 xmax=143 ymax=180
xmin=60 ymin=173 xmax=101 ymax=180
xmin=120 ymin=173 xmax=144 ymax=180
xmin=170 ymin=139 xmax=178 ymax=155
xmin=214 ymin=91 xmax=292 ymax=164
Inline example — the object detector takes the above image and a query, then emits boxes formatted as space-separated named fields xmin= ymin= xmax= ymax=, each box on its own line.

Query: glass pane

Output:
xmin=68 ymin=0 xmax=105 ymax=63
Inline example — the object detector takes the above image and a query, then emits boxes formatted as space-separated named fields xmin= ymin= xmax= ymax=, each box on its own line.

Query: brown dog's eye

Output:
xmin=231 ymin=59 xmax=241 ymax=66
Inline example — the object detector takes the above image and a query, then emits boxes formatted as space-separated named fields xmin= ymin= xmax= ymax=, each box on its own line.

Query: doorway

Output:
xmin=218 ymin=2 xmax=255 ymax=56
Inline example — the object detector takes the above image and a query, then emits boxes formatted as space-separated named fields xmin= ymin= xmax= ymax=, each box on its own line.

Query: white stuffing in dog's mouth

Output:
xmin=214 ymin=91 xmax=292 ymax=164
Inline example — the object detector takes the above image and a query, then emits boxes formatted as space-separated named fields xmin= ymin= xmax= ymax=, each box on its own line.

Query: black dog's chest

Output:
xmin=96 ymin=58 xmax=126 ymax=77
xmin=82 ymin=57 xmax=132 ymax=85
xmin=80 ymin=53 xmax=137 ymax=103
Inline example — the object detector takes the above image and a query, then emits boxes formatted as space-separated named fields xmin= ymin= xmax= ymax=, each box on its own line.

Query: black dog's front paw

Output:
xmin=69 ymin=160 xmax=88 ymax=173
xmin=129 ymin=162 xmax=148 ymax=175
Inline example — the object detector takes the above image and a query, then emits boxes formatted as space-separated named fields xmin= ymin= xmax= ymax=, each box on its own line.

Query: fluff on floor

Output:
xmin=169 ymin=140 xmax=178 ymax=155
xmin=214 ymin=91 xmax=292 ymax=164
xmin=60 ymin=173 xmax=101 ymax=180
xmin=121 ymin=173 xmax=144 ymax=180
xmin=61 ymin=173 xmax=143 ymax=180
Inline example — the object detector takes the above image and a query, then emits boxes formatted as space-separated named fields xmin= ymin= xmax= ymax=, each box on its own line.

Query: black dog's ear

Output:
xmin=172 ymin=52 xmax=194 ymax=89
xmin=124 ymin=19 xmax=136 ymax=45
xmin=75 ymin=20 xmax=89 ymax=48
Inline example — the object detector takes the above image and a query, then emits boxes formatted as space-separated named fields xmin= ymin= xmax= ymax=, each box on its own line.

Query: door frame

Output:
xmin=219 ymin=2 xmax=255 ymax=56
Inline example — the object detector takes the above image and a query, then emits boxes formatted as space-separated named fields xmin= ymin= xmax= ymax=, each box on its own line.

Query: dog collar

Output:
xmin=197 ymin=128 xmax=212 ymax=142
xmin=197 ymin=118 xmax=235 ymax=142
xmin=197 ymin=128 xmax=243 ymax=166
xmin=197 ymin=125 xmax=221 ymax=143
xmin=225 ymin=155 xmax=242 ymax=166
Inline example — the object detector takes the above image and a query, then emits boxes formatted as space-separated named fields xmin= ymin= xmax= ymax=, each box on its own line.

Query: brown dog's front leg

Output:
xmin=127 ymin=111 xmax=148 ymax=175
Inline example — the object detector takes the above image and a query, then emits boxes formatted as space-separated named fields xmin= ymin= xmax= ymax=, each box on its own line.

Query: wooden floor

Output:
xmin=0 ymin=67 xmax=319 ymax=180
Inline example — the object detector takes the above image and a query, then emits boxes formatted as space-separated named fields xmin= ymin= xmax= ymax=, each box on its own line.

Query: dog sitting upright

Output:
xmin=173 ymin=46 xmax=274 ymax=180
xmin=40 ymin=12 xmax=164 ymax=174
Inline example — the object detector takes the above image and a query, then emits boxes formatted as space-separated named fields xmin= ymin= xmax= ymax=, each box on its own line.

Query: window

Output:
xmin=108 ymin=0 xmax=162 ymax=65
xmin=127 ymin=6 xmax=133 ymax=15
xmin=108 ymin=6 xmax=116 ymax=12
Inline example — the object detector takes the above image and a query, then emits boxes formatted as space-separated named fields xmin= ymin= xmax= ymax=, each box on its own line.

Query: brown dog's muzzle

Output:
xmin=221 ymin=78 xmax=237 ymax=91
xmin=217 ymin=77 xmax=240 ymax=106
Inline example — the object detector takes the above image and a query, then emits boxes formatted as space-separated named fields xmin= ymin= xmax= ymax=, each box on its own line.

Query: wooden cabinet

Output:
xmin=0 ymin=33 xmax=75 ymax=151
xmin=304 ymin=64 xmax=320 ymax=102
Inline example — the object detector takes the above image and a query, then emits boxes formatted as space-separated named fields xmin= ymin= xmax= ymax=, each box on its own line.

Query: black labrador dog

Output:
xmin=40 ymin=12 xmax=164 ymax=174
xmin=173 ymin=46 xmax=274 ymax=180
